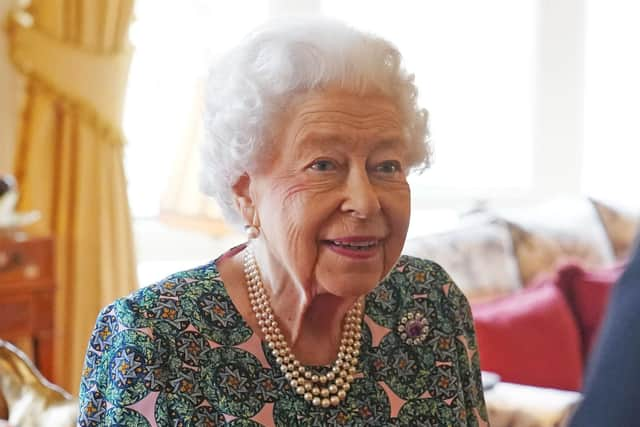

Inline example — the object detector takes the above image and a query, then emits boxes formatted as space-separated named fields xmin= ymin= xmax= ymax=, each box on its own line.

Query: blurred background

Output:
xmin=123 ymin=0 xmax=640 ymax=284
xmin=0 ymin=0 xmax=639 ymax=402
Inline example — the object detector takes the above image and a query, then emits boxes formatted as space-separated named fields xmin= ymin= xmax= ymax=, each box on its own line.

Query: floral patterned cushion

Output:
xmin=403 ymin=219 xmax=522 ymax=301
xmin=591 ymin=199 xmax=640 ymax=260
xmin=500 ymin=198 xmax=615 ymax=285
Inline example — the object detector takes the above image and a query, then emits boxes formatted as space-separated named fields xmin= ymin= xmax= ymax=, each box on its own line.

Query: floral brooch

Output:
xmin=397 ymin=310 xmax=429 ymax=345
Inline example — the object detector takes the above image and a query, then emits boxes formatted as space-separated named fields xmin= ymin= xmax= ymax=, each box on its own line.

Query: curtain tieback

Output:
xmin=7 ymin=11 xmax=133 ymax=143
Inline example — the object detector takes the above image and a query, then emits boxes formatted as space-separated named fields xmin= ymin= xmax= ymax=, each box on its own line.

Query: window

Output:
xmin=322 ymin=1 xmax=536 ymax=200
xmin=582 ymin=0 xmax=640 ymax=209
xmin=123 ymin=0 xmax=267 ymax=284
xmin=124 ymin=0 xmax=268 ymax=218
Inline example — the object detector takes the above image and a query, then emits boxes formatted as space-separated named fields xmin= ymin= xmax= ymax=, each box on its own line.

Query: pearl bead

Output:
xmin=319 ymin=375 xmax=327 ymax=384
xmin=329 ymin=385 xmax=338 ymax=394
xmin=338 ymin=390 xmax=347 ymax=400
xmin=321 ymin=398 xmax=331 ymax=408
xmin=312 ymin=397 xmax=321 ymax=407
xmin=330 ymin=396 xmax=340 ymax=406
xmin=312 ymin=387 xmax=320 ymax=396
xmin=296 ymin=386 xmax=305 ymax=395
xmin=304 ymin=392 xmax=313 ymax=401
xmin=320 ymin=388 xmax=330 ymax=397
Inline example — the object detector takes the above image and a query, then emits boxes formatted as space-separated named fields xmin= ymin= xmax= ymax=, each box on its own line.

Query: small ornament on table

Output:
xmin=0 ymin=174 xmax=40 ymax=237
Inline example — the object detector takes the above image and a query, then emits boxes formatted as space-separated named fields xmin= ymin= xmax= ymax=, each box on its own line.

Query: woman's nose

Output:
xmin=341 ymin=169 xmax=381 ymax=219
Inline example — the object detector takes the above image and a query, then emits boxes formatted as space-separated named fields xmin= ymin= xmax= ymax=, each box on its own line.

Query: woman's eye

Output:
xmin=309 ymin=159 xmax=336 ymax=172
xmin=375 ymin=161 xmax=402 ymax=174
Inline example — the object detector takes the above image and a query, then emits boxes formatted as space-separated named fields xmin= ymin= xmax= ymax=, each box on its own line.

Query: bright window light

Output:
xmin=582 ymin=0 xmax=640 ymax=209
xmin=123 ymin=0 xmax=268 ymax=218
xmin=322 ymin=0 xmax=536 ymax=193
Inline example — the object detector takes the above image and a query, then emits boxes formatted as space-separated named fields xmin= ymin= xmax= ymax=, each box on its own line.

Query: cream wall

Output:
xmin=0 ymin=0 xmax=22 ymax=173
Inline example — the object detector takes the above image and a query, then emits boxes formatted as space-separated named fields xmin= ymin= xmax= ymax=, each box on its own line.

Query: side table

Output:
xmin=0 ymin=233 xmax=55 ymax=382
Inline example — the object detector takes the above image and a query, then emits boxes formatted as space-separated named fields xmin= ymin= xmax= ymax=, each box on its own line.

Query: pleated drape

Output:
xmin=7 ymin=0 xmax=137 ymax=394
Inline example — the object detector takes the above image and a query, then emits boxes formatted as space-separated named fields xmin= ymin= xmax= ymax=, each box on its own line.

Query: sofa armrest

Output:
xmin=486 ymin=382 xmax=581 ymax=427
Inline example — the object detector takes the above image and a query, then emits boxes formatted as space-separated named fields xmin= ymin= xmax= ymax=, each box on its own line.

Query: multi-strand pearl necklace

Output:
xmin=243 ymin=247 xmax=364 ymax=408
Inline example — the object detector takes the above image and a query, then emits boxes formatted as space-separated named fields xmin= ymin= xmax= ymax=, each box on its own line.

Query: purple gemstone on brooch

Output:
xmin=397 ymin=310 xmax=429 ymax=345
xmin=406 ymin=320 xmax=424 ymax=338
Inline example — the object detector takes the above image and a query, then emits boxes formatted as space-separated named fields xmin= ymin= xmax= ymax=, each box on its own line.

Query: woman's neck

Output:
xmin=220 ymin=246 xmax=358 ymax=366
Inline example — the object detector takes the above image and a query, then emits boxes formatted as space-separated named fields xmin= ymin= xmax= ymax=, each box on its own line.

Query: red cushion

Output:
xmin=554 ymin=262 xmax=625 ymax=358
xmin=472 ymin=281 xmax=583 ymax=391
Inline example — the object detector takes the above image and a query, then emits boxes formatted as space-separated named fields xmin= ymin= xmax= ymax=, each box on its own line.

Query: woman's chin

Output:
xmin=316 ymin=272 xmax=383 ymax=299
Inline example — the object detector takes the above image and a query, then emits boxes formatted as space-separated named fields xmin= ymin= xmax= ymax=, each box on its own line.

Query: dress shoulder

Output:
xmin=78 ymin=260 xmax=254 ymax=426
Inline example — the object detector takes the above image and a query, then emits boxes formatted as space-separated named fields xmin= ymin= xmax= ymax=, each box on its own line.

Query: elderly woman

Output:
xmin=78 ymin=19 xmax=488 ymax=426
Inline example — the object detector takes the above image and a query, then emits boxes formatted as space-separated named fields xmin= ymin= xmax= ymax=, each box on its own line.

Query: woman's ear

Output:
xmin=232 ymin=174 xmax=258 ymax=226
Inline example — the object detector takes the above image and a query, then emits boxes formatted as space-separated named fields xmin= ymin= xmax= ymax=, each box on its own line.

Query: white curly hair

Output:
xmin=200 ymin=18 xmax=431 ymax=227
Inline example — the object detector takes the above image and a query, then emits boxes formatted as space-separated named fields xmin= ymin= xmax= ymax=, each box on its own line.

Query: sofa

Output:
xmin=403 ymin=196 xmax=639 ymax=392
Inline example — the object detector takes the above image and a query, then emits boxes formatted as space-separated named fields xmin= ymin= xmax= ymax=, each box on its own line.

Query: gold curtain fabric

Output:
xmin=7 ymin=0 xmax=137 ymax=394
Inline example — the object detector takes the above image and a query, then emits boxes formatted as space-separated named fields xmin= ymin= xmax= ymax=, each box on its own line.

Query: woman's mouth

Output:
xmin=323 ymin=238 xmax=381 ymax=259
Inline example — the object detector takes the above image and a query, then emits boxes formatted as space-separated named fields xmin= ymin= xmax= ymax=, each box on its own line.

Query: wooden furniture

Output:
xmin=0 ymin=233 xmax=55 ymax=382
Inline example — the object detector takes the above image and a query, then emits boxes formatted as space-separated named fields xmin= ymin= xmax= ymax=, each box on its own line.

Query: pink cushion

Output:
xmin=472 ymin=281 xmax=583 ymax=391
xmin=554 ymin=262 xmax=625 ymax=358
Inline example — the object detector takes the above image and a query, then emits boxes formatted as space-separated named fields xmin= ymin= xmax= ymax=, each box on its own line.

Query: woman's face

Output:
xmin=242 ymin=89 xmax=411 ymax=298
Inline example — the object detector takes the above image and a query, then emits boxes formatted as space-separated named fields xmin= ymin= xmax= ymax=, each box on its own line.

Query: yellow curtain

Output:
xmin=7 ymin=0 xmax=137 ymax=394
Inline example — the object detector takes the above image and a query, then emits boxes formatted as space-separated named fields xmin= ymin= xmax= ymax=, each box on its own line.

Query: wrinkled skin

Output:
xmin=229 ymin=88 xmax=412 ymax=361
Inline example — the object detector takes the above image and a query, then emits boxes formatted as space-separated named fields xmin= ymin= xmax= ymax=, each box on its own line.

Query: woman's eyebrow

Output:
xmin=296 ymin=130 xmax=407 ymax=150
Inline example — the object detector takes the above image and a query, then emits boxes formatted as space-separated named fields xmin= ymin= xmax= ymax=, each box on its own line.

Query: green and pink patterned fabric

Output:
xmin=78 ymin=251 xmax=488 ymax=426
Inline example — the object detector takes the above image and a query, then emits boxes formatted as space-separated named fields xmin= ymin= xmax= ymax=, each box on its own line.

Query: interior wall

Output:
xmin=0 ymin=0 xmax=23 ymax=174
xmin=533 ymin=0 xmax=586 ymax=196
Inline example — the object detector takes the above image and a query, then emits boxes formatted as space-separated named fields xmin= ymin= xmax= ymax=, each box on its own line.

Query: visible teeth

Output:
xmin=331 ymin=240 xmax=377 ymax=248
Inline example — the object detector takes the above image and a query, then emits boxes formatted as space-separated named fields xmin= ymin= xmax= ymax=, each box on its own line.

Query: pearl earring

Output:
xmin=244 ymin=224 xmax=260 ymax=239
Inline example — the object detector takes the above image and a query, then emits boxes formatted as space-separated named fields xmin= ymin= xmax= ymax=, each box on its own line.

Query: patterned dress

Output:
xmin=78 ymin=249 xmax=489 ymax=426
